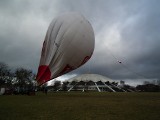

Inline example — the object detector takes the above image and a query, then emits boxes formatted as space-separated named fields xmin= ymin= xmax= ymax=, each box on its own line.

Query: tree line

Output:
xmin=0 ymin=62 xmax=36 ymax=95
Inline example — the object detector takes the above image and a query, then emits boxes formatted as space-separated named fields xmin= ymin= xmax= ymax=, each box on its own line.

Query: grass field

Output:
xmin=0 ymin=92 xmax=160 ymax=120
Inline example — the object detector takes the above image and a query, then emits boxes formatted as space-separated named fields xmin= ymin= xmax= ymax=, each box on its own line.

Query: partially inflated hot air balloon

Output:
xmin=36 ymin=12 xmax=95 ymax=85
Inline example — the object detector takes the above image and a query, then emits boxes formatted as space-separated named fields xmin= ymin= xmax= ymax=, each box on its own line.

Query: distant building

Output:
xmin=59 ymin=74 xmax=126 ymax=92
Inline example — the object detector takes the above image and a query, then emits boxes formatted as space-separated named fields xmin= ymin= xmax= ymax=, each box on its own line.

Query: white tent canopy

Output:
xmin=65 ymin=74 xmax=115 ymax=83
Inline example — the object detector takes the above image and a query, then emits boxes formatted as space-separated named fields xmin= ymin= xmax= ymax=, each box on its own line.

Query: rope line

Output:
xmin=104 ymin=44 xmax=148 ymax=79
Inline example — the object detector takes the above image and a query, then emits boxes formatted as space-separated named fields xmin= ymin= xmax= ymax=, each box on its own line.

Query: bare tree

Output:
xmin=62 ymin=82 xmax=68 ymax=91
xmin=53 ymin=81 xmax=61 ymax=91
xmin=0 ymin=62 xmax=12 ymax=86
xmin=14 ymin=68 xmax=35 ymax=94
xmin=15 ymin=68 xmax=32 ymax=84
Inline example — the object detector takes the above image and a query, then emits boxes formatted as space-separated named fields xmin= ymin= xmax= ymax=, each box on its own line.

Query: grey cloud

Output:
xmin=65 ymin=0 xmax=160 ymax=82
xmin=0 ymin=0 xmax=160 ymax=83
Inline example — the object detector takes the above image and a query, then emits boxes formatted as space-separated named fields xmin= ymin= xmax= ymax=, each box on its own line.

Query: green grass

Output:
xmin=0 ymin=92 xmax=160 ymax=120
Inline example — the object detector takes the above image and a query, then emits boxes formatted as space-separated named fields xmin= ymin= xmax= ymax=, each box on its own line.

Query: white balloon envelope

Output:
xmin=36 ymin=13 xmax=95 ymax=85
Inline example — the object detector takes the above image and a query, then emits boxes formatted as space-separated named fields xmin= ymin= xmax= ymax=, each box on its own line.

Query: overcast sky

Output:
xmin=0 ymin=0 xmax=160 ymax=85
